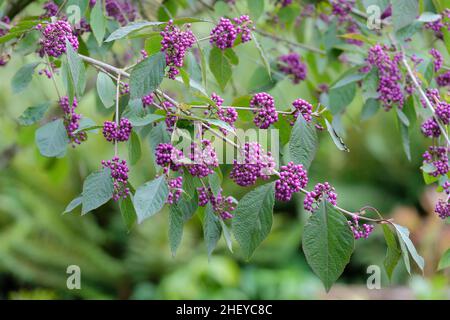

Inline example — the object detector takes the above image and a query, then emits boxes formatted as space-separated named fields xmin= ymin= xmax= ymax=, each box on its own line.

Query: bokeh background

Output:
xmin=0 ymin=0 xmax=449 ymax=299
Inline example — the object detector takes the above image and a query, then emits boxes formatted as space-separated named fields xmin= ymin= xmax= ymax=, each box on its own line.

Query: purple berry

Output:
xmin=275 ymin=162 xmax=308 ymax=202
xmin=250 ymin=92 xmax=278 ymax=129
xmin=102 ymin=157 xmax=130 ymax=201
xmin=303 ymin=182 xmax=337 ymax=212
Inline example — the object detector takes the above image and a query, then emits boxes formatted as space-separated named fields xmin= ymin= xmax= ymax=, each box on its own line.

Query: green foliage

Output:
xmin=81 ymin=168 xmax=114 ymax=214
xmin=134 ymin=176 xmax=169 ymax=224
xmin=209 ymin=47 xmax=232 ymax=91
xmin=11 ymin=62 xmax=39 ymax=94
xmin=130 ymin=52 xmax=166 ymax=100
xmin=232 ymin=183 xmax=275 ymax=260
xmin=35 ymin=119 xmax=69 ymax=158
xmin=288 ymin=116 xmax=318 ymax=170
xmin=18 ymin=102 xmax=51 ymax=126
xmin=96 ymin=72 xmax=116 ymax=108
xmin=302 ymin=202 xmax=354 ymax=291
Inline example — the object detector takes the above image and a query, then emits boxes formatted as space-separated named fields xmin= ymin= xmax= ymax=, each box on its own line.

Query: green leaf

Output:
xmin=302 ymin=202 xmax=355 ymax=292
xmin=169 ymin=203 xmax=185 ymax=257
xmin=130 ymin=52 xmax=166 ymax=100
xmin=96 ymin=72 xmax=116 ymax=108
xmin=177 ymin=196 xmax=198 ymax=221
xmin=417 ymin=12 xmax=441 ymax=22
xmin=66 ymin=40 xmax=86 ymax=97
xmin=35 ymin=119 xmax=69 ymax=158
xmin=393 ymin=223 xmax=425 ymax=273
xmin=63 ymin=196 xmax=82 ymax=214
xmin=90 ymin=0 xmax=106 ymax=45
xmin=392 ymin=0 xmax=418 ymax=31
xmin=361 ymin=98 xmax=380 ymax=120
xmin=232 ymin=182 xmax=275 ymax=260
xmin=397 ymin=114 xmax=411 ymax=161
xmin=361 ymin=68 xmax=379 ymax=101
xmin=204 ymin=203 xmax=222 ymax=258
xmin=247 ymin=0 xmax=264 ymax=20
xmin=81 ymin=168 xmax=114 ymax=214
xmin=438 ymin=248 xmax=450 ymax=270
xmin=11 ymin=62 xmax=39 ymax=94
xmin=220 ymin=219 xmax=233 ymax=253
xmin=149 ymin=122 xmax=171 ymax=161
xmin=205 ymin=118 xmax=235 ymax=133
xmin=329 ymin=81 xmax=356 ymax=115
xmin=18 ymin=102 xmax=51 ymax=126
xmin=119 ymin=195 xmax=137 ymax=231
xmin=325 ymin=119 xmax=349 ymax=152
xmin=288 ymin=116 xmax=318 ymax=170
xmin=252 ymin=33 xmax=271 ymax=79
xmin=105 ymin=21 xmax=165 ymax=42
xmin=209 ymin=47 xmax=231 ymax=91
xmin=128 ymin=131 xmax=142 ymax=165
xmin=133 ymin=175 xmax=169 ymax=224
xmin=224 ymin=48 xmax=239 ymax=65
xmin=144 ymin=35 xmax=163 ymax=57
xmin=208 ymin=171 xmax=221 ymax=197
xmin=382 ymin=224 xmax=401 ymax=280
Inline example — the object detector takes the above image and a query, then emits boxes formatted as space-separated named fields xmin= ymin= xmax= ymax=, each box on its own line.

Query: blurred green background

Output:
xmin=0 ymin=0 xmax=449 ymax=300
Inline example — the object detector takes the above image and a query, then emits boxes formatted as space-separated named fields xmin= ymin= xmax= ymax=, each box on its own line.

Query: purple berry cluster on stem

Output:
xmin=102 ymin=157 xmax=130 ymax=201
xmin=161 ymin=20 xmax=195 ymax=79
xmin=197 ymin=187 xmax=236 ymax=220
xmin=422 ymin=146 xmax=449 ymax=177
xmin=430 ymin=48 xmax=443 ymax=72
xmin=277 ymin=52 xmax=307 ymax=84
xmin=155 ymin=143 xmax=183 ymax=172
xmin=291 ymin=98 xmax=313 ymax=124
xmin=366 ymin=44 xmax=404 ymax=110
xmin=209 ymin=15 xmax=254 ymax=50
xmin=187 ymin=140 xmax=219 ymax=178
xmin=59 ymin=96 xmax=87 ymax=146
xmin=303 ymin=182 xmax=338 ymax=212
xmin=348 ymin=215 xmax=374 ymax=239
xmin=230 ymin=142 xmax=275 ymax=187
xmin=167 ymin=176 xmax=183 ymax=204
xmin=102 ymin=118 xmax=132 ymax=143
xmin=105 ymin=0 xmax=137 ymax=26
xmin=250 ymin=92 xmax=278 ymax=129
xmin=39 ymin=20 xmax=79 ymax=58
xmin=275 ymin=162 xmax=308 ymax=202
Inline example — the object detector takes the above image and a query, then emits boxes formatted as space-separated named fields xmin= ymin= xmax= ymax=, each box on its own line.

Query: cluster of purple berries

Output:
xmin=331 ymin=0 xmax=355 ymax=23
xmin=102 ymin=157 xmax=130 ymax=201
xmin=291 ymin=98 xmax=313 ymax=124
xmin=348 ymin=215 xmax=374 ymax=239
xmin=38 ymin=20 xmax=79 ymax=58
xmin=163 ymin=101 xmax=178 ymax=133
xmin=105 ymin=0 xmax=137 ymax=26
xmin=230 ymin=142 xmax=275 ymax=186
xmin=424 ymin=9 xmax=450 ymax=39
xmin=167 ymin=176 xmax=183 ymax=204
xmin=155 ymin=143 xmax=183 ymax=172
xmin=142 ymin=94 xmax=154 ymax=107
xmin=0 ymin=16 xmax=10 ymax=37
xmin=423 ymin=146 xmax=449 ymax=177
xmin=278 ymin=0 xmax=293 ymax=7
xmin=41 ymin=1 xmax=58 ymax=18
xmin=212 ymin=93 xmax=238 ymax=134
xmin=430 ymin=48 xmax=443 ymax=72
xmin=59 ymin=96 xmax=87 ymax=146
xmin=366 ymin=44 xmax=404 ymax=110
xmin=209 ymin=15 xmax=254 ymax=50
xmin=421 ymin=118 xmax=441 ymax=138
xmin=303 ymin=182 xmax=338 ymax=212
xmin=275 ymin=162 xmax=308 ymax=202
xmin=187 ymin=140 xmax=219 ymax=178
xmin=160 ymin=20 xmax=195 ymax=79
xmin=102 ymin=118 xmax=132 ymax=143
xmin=250 ymin=92 xmax=279 ymax=129
xmin=197 ymin=187 xmax=236 ymax=220
xmin=277 ymin=52 xmax=307 ymax=84
xmin=435 ymin=200 xmax=450 ymax=219
xmin=437 ymin=71 xmax=450 ymax=87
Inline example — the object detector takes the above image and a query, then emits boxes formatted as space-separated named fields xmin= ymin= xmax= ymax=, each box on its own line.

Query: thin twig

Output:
xmin=254 ymin=29 xmax=326 ymax=55
xmin=115 ymin=73 xmax=121 ymax=157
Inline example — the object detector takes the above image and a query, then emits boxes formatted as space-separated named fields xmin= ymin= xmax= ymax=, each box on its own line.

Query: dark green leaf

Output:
xmin=133 ymin=175 xmax=169 ymax=223
xmin=252 ymin=33 xmax=271 ymax=78
xmin=325 ymin=119 xmax=349 ymax=152
xmin=11 ymin=62 xmax=39 ymax=94
xmin=63 ymin=196 xmax=82 ymax=214
xmin=204 ymin=203 xmax=222 ymax=258
xmin=35 ymin=119 xmax=69 ymax=157
xmin=169 ymin=203 xmax=185 ymax=257
xmin=329 ymin=81 xmax=356 ymax=115
xmin=302 ymin=202 xmax=354 ymax=292
xmin=382 ymin=224 xmax=401 ymax=280
xmin=119 ymin=195 xmax=137 ymax=231
xmin=81 ymin=168 xmax=114 ymax=214
xmin=90 ymin=0 xmax=106 ymax=45
xmin=66 ymin=40 xmax=86 ymax=97
xmin=392 ymin=0 xmax=418 ymax=31
xmin=288 ymin=116 xmax=318 ymax=170
xmin=220 ymin=219 xmax=233 ymax=253
xmin=393 ymin=223 xmax=425 ymax=273
xmin=232 ymin=182 xmax=275 ymax=260
xmin=18 ymin=102 xmax=51 ymax=126
xmin=247 ymin=0 xmax=264 ymax=20
xmin=106 ymin=21 xmax=165 ymax=42
xmin=130 ymin=52 xmax=166 ymax=100
xmin=361 ymin=98 xmax=380 ymax=120
xmin=209 ymin=47 xmax=232 ymax=91
xmin=128 ymin=131 xmax=142 ymax=165
xmin=96 ymin=72 xmax=116 ymax=108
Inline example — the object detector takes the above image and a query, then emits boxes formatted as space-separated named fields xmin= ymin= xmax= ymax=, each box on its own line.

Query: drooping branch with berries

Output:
xmin=3 ymin=0 xmax=449 ymax=291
